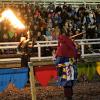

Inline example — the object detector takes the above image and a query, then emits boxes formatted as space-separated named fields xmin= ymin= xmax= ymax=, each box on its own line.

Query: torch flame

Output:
xmin=1 ymin=9 xmax=25 ymax=29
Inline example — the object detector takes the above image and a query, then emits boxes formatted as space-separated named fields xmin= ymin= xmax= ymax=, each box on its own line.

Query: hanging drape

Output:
xmin=0 ymin=68 xmax=28 ymax=92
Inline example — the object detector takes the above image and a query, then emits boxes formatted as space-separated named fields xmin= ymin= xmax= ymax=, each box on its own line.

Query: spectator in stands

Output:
xmin=95 ymin=8 xmax=100 ymax=25
xmin=45 ymin=27 xmax=52 ymax=41
xmin=47 ymin=2 xmax=55 ymax=13
xmin=39 ymin=18 xmax=47 ymax=30
xmin=55 ymin=4 xmax=62 ymax=13
xmin=52 ymin=12 xmax=62 ymax=28
xmin=36 ymin=31 xmax=46 ymax=41
xmin=64 ymin=20 xmax=75 ymax=37
xmin=39 ymin=26 xmax=45 ymax=36
xmin=32 ymin=14 xmax=41 ymax=26
xmin=96 ymin=24 xmax=100 ymax=38
xmin=47 ymin=18 xmax=53 ymax=29
xmin=74 ymin=29 xmax=82 ymax=39
xmin=12 ymin=32 xmax=20 ymax=42
xmin=31 ymin=24 xmax=39 ymax=45
xmin=2 ymin=33 xmax=9 ymax=42
xmin=52 ymin=25 xmax=60 ymax=40
xmin=54 ymin=28 xmax=78 ymax=100
xmin=86 ymin=24 xmax=96 ymax=39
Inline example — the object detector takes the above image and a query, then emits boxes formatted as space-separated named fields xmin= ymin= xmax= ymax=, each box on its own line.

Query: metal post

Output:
xmin=81 ymin=41 xmax=85 ymax=58
xmin=83 ymin=0 xmax=86 ymax=8
xmin=34 ymin=0 xmax=36 ymax=7
xmin=28 ymin=62 xmax=36 ymax=100
xmin=37 ymin=43 xmax=41 ymax=60
xmin=54 ymin=0 xmax=56 ymax=7
xmin=44 ymin=0 xmax=46 ymax=8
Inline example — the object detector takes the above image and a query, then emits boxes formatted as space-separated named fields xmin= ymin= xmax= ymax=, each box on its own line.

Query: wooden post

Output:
xmin=28 ymin=62 xmax=36 ymax=100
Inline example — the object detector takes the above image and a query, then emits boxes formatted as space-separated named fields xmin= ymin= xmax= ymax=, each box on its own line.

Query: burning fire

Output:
xmin=0 ymin=9 xmax=25 ymax=29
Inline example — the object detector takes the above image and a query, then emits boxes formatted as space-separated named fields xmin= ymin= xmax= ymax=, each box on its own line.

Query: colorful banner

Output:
xmin=35 ymin=65 xmax=57 ymax=86
xmin=0 ymin=68 xmax=28 ymax=92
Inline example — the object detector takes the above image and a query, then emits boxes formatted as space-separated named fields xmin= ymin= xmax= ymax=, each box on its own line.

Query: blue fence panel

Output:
xmin=0 ymin=68 xmax=28 ymax=92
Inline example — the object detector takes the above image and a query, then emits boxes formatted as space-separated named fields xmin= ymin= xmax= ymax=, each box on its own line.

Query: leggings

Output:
xmin=64 ymin=86 xmax=73 ymax=97
xmin=63 ymin=81 xmax=73 ymax=97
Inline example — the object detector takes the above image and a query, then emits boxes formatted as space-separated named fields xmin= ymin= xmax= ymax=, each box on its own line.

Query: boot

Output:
xmin=64 ymin=96 xmax=72 ymax=100
xmin=67 ymin=96 xmax=72 ymax=100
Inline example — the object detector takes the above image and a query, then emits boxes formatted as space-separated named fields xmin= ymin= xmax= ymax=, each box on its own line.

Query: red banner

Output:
xmin=35 ymin=66 xmax=57 ymax=86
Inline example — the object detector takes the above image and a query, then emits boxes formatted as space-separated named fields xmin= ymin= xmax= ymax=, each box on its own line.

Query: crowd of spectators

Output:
xmin=0 ymin=2 xmax=100 ymax=55
xmin=0 ymin=2 xmax=100 ymax=42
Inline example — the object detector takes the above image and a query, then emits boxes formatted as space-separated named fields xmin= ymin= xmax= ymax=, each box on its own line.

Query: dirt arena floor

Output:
xmin=0 ymin=81 xmax=100 ymax=100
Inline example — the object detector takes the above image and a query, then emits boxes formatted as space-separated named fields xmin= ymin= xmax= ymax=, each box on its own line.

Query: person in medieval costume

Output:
xmin=17 ymin=31 xmax=32 ymax=67
xmin=54 ymin=28 xmax=78 ymax=100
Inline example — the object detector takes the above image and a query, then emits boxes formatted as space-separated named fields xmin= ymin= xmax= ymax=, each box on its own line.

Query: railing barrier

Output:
xmin=0 ymin=38 xmax=100 ymax=63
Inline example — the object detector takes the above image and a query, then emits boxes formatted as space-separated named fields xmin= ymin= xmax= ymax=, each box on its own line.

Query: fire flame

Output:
xmin=0 ymin=9 xmax=25 ymax=29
